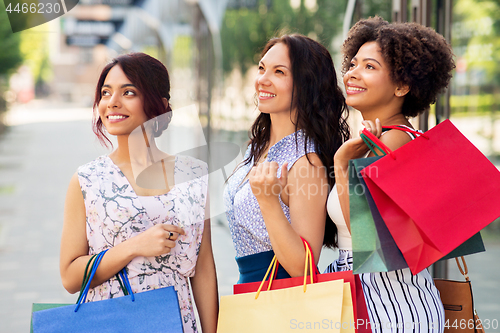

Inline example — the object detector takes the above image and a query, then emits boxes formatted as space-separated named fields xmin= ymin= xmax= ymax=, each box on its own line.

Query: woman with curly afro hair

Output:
xmin=324 ymin=16 xmax=455 ymax=332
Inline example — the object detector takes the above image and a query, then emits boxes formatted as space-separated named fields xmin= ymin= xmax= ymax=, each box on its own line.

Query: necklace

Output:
xmin=255 ymin=152 xmax=268 ymax=166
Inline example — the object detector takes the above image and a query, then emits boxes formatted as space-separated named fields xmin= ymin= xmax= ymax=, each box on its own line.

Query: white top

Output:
xmin=326 ymin=184 xmax=352 ymax=250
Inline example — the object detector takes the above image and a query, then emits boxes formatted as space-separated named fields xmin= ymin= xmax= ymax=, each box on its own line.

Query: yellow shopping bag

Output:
xmin=218 ymin=242 xmax=355 ymax=332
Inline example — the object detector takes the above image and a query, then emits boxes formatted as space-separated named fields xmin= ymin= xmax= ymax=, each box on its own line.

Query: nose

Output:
xmin=257 ymin=70 xmax=271 ymax=86
xmin=346 ymin=64 xmax=359 ymax=79
xmin=108 ymin=92 xmax=121 ymax=109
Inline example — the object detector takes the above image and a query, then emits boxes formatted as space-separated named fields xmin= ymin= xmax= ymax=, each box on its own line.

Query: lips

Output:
xmin=106 ymin=114 xmax=129 ymax=122
xmin=345 ymin=83 xmax=366 ymax=94
xmin=258 ymin=90 xmax=276 ymax=100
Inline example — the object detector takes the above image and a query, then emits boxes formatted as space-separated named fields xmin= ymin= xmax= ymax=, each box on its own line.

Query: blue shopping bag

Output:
xmin=32 ymin=251 xmax=184 ymax=333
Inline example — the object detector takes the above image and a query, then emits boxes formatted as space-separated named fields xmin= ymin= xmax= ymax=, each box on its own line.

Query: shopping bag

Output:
xmin=440 ymin=232 xmax=485 ymax=261
xmin=30 ymin=252 xmax=103 ymax=333
xmin=219 ymin=240 xmax=354 ymax=332
xmin=30 ymin=304 xmax=69 ymax=333
xmin=350 ymin=155 xmax=408 ymax=274
xmin=360 ymin=120 xmax=500 ymax=274
xmin=350 ymin=148 xmax=484 ymax=274
xmin=234 ymin=266 xmax=358 ymax=326
xmin=32 ymin=251 xmax=184 ymax=333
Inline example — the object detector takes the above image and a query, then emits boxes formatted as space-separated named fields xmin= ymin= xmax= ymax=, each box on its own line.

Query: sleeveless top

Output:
xmin=77 ymin=155 xmax=208 ymax=333
xmin=327 ymin=184 xmax=352 ymax=250
xmin=223 ymin=130 xmax=316 ymax=258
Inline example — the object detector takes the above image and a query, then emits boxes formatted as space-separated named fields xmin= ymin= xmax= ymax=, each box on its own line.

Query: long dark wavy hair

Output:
xmin=244 ymin=34 xmax=350 ymax=248
xmin=92 ymin=52 xmax=173 ymax=148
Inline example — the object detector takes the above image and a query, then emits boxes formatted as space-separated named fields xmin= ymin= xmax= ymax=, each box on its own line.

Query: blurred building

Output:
xmin=49 ymin=0 xmax=228 ymax=111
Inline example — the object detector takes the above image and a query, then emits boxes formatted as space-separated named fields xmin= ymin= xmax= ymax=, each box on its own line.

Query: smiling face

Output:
xmin=98 ymin=65 xmax=148 ymax=137
xmin=255 ymin=42 xmax=294 ymax=116
xmin=343 ymin=41 xmax=402 ymax=114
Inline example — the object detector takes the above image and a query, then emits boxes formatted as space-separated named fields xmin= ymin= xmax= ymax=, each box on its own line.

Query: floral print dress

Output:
xmin=77 ymin=155 xmax=208 ymax=333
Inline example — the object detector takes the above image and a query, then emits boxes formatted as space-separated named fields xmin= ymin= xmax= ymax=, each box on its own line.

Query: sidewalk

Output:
xmin=0 ymin=101 xmax=499 ymax=332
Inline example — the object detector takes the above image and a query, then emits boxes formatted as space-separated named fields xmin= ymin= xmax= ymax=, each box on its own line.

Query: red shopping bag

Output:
xmin=233 ymin=240 xmax=371 ymax=333
xmin=360 ymin=120 xmax=500 ymax=274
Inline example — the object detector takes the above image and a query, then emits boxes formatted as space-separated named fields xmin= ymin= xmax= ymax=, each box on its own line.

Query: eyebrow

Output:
xmin=353 ymin=56 xmax=382 ymax=67
xmin=259 ymin=61 xmax=290 ymax=70
xmin=102 ymin=83 xmax=136 ymax=89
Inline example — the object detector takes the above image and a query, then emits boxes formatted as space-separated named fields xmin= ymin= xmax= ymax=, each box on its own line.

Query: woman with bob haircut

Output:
xmin=325 ymin=16 xmax=455 ymax=332
xmin=224 ymin=33 xmax=350 ymax=283
xmin=60 ymin=52 xmax=218 ymax=333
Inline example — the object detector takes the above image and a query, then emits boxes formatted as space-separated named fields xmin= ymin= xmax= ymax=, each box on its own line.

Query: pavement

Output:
xmin=0 ymin=101 xmax=499 ymax=332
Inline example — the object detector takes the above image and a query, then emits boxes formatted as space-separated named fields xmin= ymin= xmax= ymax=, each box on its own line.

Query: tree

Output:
xmin=20 ymin=25 xmax=52 ymax=97
xmin=453 ymin=0 xmax=500 ymax=87
xmin=0 ymin=2 xmax=23 ymax=116
xmin=221 ymin=0 xmax=348 ymax=75
xmin=0 ymin=3 xmax=22 ymax=76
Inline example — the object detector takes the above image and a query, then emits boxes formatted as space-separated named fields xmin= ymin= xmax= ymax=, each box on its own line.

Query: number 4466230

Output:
xmin=444 ymin=318 xmax=498 ymax=330
xmin=5 ymin=2 xmax=61 ymax=14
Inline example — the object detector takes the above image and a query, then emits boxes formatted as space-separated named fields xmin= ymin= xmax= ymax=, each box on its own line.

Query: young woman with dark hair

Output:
xmin=224 ymin=34 xmax=350 ymax=283
xmin=60 ymin=52 xmax=218 ymax=333
xmin=325 ymin=17 xmax=455 ymax=332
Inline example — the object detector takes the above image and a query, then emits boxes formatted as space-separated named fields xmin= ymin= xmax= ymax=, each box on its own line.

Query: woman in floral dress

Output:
xmin=60 ymin=53 xmax=218 ymax=333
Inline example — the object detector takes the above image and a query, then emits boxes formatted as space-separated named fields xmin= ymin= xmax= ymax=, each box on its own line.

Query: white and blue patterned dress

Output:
xmin=223 ymin=130 xmax=315 ymax=282
xmin=77 ymin=155 xmax=208 ymax=333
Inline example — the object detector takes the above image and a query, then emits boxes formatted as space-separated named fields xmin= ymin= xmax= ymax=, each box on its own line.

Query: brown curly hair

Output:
xmin=342 ymin=16 xmax=455 ymax=118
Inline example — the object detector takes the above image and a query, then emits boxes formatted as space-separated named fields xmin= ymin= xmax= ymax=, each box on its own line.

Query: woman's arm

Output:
xmin=60 ymin=172 xmax=184 ymax=294
xmin=190 ymin=200 xmax=218 ymax=333
xmin=249 ymin=153 xmax=328 ymax=277
xmin=334 ymin=119 xmax=383 ymax=231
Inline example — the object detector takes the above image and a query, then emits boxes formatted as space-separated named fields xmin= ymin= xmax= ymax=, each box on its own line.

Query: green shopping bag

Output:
xmin=350 ymin=156 xmax=409 ymax=274
xmin=350 ymin=127 xmax=485 ymax=274
xmin=31 ymin=304 xmax=69 ymax=333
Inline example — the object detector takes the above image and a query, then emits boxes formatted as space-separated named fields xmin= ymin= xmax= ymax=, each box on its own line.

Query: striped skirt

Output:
xmin=324 ymin=250 xmax=444 ymax=333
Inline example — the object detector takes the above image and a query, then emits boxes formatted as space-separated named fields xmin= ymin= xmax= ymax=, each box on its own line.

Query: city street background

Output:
xmin=0 ymin=101 xmax=499 ymax=332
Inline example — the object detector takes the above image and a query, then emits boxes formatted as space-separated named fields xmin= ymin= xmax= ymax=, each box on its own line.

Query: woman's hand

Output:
xmin=129 ymin=224 xmax=185 ymax=257
xmin=334 ymin=119 xmax=382 ymax=170
xmin=249 ymin=161 xmax=288 ymax=204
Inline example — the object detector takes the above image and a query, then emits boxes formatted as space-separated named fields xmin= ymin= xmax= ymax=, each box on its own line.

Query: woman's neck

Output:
xmin=268 ymin=112 xmax=297 ymax=148
xmin=110 ymin=133 xmax=163 ymax=166
xmin=359 ymin=103 xmax=411 ymax=127
xmin=109 ymin=135 xmax=131 ymax=165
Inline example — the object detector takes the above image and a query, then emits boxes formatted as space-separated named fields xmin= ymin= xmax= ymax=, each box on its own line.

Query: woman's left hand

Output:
xmin=249 ymin=161 xmax=288 ymax=204
xmin=334 ymin=118 xmax=382 ymax=169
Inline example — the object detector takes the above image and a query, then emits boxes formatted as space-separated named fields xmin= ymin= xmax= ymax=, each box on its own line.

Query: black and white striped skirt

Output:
xmin=324 ymin=250 xmax=444 ymax=333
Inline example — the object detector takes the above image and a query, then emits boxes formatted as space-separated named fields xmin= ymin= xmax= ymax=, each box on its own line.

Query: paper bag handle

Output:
xmin=75 ymin=250 xmax=134 ymax=312
xmin=361 ymin=125 xmax=428 ymax=159
xmin=255 ymin=238 xmax=318 ymax=299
